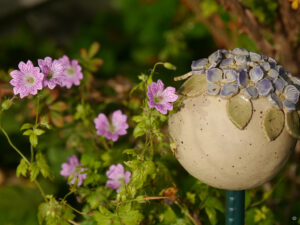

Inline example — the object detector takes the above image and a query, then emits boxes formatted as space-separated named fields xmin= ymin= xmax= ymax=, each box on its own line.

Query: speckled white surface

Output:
xmin=169 ymin=94 xmax=296 ymax=190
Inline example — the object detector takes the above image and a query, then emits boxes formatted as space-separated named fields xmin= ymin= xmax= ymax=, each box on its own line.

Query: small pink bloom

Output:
xmin=60 ymin=155 xmax=87 ymax=187
xmin=10 ymin=60 xmax=44 ymax=98
xmin=147 ymin=79 xmax=178 ymax=114
xmin=106 ymin=163 xmax=131 ymax=192
xmin=59 ymin=55 xmax=83 ymax=89
xmin=94 ymin=110 xmax=128 ymax=142
xmin=38 ymin=57 xmax=65 ymax=89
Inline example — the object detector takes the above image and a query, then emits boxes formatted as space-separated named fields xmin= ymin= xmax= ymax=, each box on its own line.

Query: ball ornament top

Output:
xmin=169 ymin=48 xmax=299 ymax=190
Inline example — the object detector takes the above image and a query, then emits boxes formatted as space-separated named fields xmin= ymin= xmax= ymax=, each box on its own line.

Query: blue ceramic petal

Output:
xmin=284 ymin=85 xmax=299 ymax=104
xmin=220 ymin=84 xmax=239 ymax=98
xmin=220 ymin=58 xmax=235 ymax=68
xmin=247 ymin=61 xmax=259 ymax=68
xmin=268 ymin=93 xmax=283 ymax=109
xmin=261 ymin=62 xmax=271 ymax=72
xmin=237 ymin=70 xmax=248 ymax=87
xmin=223 ymin=69 xmax=237 ymax=83
xmin=250 ymin=52 xmax=262 ymax=62
xmin=249 ymin=67 xmax=264 ymax=82
xmin=268 ymin=57 xmax=277 ymax=68
xmin=290 ymin=76 xmax=300 ymax=86
xmin=243 ymin=86 xmax=258 ymax=99
xmin=208 ymin=50 xmax=222 ymax=64
xmin=206 ymin=83 xmax=220 ymax=95
xmin=283 ymin=100 xmax=296 ymax=112
xmin=256 ymin=78 xmax=273 ymax=96
xmin=237 ymin=64 xmax=249 ymax=72
xmin=273 ymin=77 xmax=287 ymax=93
xmin=191 ymin=58 xmax=208 ymax=70
xmin=268 ymin=69 xmax=279 ymax=79
xmin=275 ymin=65 xmax=285 ymax=76
xmin=232 ymin=48 xmax=249 ymax=56
xmin=208 ymin=62 xmax=218 ymax=69
xmin=234 ymin=55 xmax=247 ymax=65
xmin=206 ymin=68 xmax=223 ymax=83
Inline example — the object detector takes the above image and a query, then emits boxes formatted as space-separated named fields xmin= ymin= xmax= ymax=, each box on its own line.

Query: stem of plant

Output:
xmin=175 ymin=200 xmax=199 ymax=225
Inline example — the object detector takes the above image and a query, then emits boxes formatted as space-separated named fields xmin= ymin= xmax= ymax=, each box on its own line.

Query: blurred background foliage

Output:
xmin=0 ymin=0 xmax=299 ymax=224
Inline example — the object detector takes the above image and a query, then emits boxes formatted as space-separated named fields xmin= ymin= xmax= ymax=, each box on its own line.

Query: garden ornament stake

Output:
xmin=169 ymin=48 xmax=300 ymax=224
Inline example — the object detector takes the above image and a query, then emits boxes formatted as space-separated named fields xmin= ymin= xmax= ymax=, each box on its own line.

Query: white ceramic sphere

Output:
xmin=169 ymin=93 xmax=296 ymax=190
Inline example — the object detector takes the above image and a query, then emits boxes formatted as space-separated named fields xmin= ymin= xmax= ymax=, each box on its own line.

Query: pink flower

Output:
xmin=38 ymin=57 xmax=65 ymax=89
xmin=147 ymin=79 xmax=178 ymax=114
xmin=59 ymin=55 xmax=83 ymax=89
xmin=106 ymin=163 xmax=131 ymax=192
xmin=94 ymin=110 xmax=128 ymax=142
xmin=10 ymin=60 xmax=44 ymax=98
xmin=60 ymin=155 xmax=87 ymax=187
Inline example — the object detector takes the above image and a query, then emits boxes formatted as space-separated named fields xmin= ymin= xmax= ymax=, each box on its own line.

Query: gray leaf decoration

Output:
xmin=286 ymin=111 xmax=300 ymax=139
xmin=262 ymin=109 xmax=284 ymax=141
xmin=226 ymin=95 xmax=253 ymax=130
xmin=178 ymin=75 xmax=207 ymax=97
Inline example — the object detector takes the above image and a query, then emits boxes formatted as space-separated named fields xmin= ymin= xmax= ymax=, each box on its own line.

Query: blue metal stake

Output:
xmin=226 ymin=190 xmax=245 ymax=225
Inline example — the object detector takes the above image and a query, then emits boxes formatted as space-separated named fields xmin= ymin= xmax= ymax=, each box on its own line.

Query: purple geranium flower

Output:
xmin=60 ymin=155 xmax=87 ymax=187
xmin=94 ymin=110 xmax=128 ymax=142
xmin=106 ymin=163 xmax=131 ymax=192
xmin=38 ymin=57 xmax=65 ymax=89
xmin=10 ymin=60 xmax=44 ymax=98
xmin=147 ymin=79 xmax=178 ymax=114
xmin=59 ymin=55 xmax=83 ymax=89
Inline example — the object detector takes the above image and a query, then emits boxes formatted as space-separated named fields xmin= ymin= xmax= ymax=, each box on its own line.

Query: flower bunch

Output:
xmin=10 ymin=56 xmax=83 ymax=98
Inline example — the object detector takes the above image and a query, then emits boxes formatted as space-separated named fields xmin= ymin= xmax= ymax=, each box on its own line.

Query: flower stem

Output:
xmin=175 ymin=200 xmax=199 ymax=225
xmin=66 ymin=203 xmax=86 ymax=215
xmin=0 ymin=127 xmax=30 ymax=164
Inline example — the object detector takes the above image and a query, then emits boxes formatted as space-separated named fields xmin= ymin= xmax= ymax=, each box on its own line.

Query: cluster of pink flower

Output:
xmin=60 ymin=79 xmax=178 ymax=189
xmin=10 ymin=56 xmax=83 ymax=98
xmin=60 ymin=155 xmax=130 ymax=192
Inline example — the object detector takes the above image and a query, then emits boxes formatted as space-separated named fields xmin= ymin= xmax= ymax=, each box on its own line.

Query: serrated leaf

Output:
xmin=263 ymin=109 xmax=284 ymax=141
xmin=36 ymin=153 xmax=54 ymax=180
xmin=286 ymin=111 xmax=300 ymax=139
xmin=227 ymin=94 xmax=253 ymax=130
xmin=117 ymin=204 xmax=143 ymax=225
xmin=178 ymin=74 xmax=206 ymax=97
xmin=49 ymin=101 xmax=67 ymax=112
xmin=29 ymin=162 xmax=39 ymax=181
xmin=16 ymin=158 xmax=28 ymax=177
xmin=20 ymin=123 xmax=33 ymax=131
xmin=205 ymin=206 xmax=217 ymax=225
xmin=30 ymin=133 xmax=38 ymax=147
xmin=123 ymin=149 xmax=137 ymax=156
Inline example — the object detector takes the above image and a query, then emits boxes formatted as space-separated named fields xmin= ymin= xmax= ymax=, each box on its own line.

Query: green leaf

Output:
xmin=117 ymin=204 xmax=144 ymax=225
xmin=205 ymin=206 xmax=217 ymax=225
xmin=205 ymin=196 xmax=224 ymax=213
xmin=178 ymin=74 xmax=207 ymax=97
xmin=34 ymin=128 xmax=45 ymax=136
xmin=29 ymin=133 xmax=38 ymax=147
xmin=263 ymin=109 xmax=284 ymax=141
xmin=125 ymin=160 xmax=156 ymax=189
xmin=1 ymin=99 xmax=13 ymax=111
xmin=133 ymin=122 xmax=146 ymax=138
xmin=123 ymin=149 xmax=137 ymax=156
xmin=40 ymin=115 xmax=52 ymax=129
xmin=226 ymin=94 xmax=253 ymax=130
xmin=36 ymin=153 xmax=54 ymax=180
xmin=29 ymin=162 xmax=39 ymax=181
xmin=23 ymin=129 xmax=33 ymax=136
xmin=186 ymin=192 xmax=196 ymax=204
xmin=286 ymin=111 xmax=300 ymax=139
xmin=20 ymin=123 xmax=33 ymax=131
xmin=16 ymin=158 xmax=28 ymax=177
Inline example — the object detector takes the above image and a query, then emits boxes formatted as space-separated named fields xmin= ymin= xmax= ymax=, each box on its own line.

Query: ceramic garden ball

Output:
xmin=169 ymin=48 xmax=300 ymax=190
